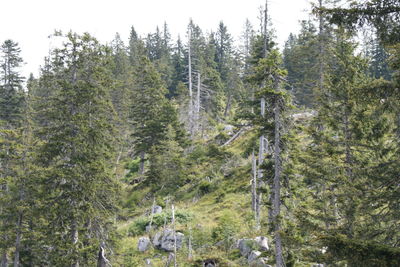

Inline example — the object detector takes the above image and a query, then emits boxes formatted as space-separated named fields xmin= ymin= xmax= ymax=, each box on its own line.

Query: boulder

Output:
xmin=152 ymin=231 xmax=163 ymax=247
xmin=312 ymin=265 xmax=324 ymax=267
xmin=153 ymin=228 xmax=184 ymax=252
xmin=255 ymin=236 xmax=269 ymax=251
xmin=237 ymin=239 xmax=255 ymax=257
xmin=248 ymin=250 xmax=262 ymax=263
xmin=252 ymin=257 xmax=271 ymax=267
xmin=203 ymin=259 xmax=217 ymax=267
xmin=138 ymin=237 xmax=151 ymax=252
xmin=152 ymin=205 xmax=163 ymax=214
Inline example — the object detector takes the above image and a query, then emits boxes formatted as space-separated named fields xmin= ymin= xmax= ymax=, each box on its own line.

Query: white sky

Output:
xmin=1 ymin=0 xmax=311 ymax=79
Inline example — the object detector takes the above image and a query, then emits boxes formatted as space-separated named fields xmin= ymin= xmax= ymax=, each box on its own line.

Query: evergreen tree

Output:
xmin=35 ymin=32 xmax=119 ymax=266
xmin=0 ymin=40 xmax=25 ymax=127
xmin=130 ymin=56 xmax=185 ymax=175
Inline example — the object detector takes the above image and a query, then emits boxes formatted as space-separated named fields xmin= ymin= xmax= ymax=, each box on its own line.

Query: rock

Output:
xmin=248 ymin=250 xmax=262 ymax=263
xmin=312 ymin=265 xmax=324 ymax=267
xmin=252 ymin=257 xmax=271 ymax=267
xmin=255 ymin=236 xmax=269 ymax=251
xmin=144 ymin=258 xmax=152 ymax=266
xmin=145 ymin=224 xmax=153 ymax=233
xmin=224 ymin=124 xmax=234 ymax=135
xmin=237 ymin=239 xmax=255 ymax=257
xmin=152 ymin=231 xmax=163 ymax=247
xmin=203 ymin=259 xmax=217 ymax=267
xmin=138 ymin=237 xmax=151 ymax=252
xmin=152 ymin=205 xmax=162 ymax=214
xmin=153 ymin=228 xmax=184 ymax=252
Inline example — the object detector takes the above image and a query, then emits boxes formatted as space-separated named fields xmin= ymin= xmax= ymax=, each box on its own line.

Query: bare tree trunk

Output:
xmin=148 ymin=197 xmax=156 ymax=232
xmin=172 ymin=205 xmax=177 ymax=267
xmin=97 ymin=242 xmax=109 ymax=267
xmin=139 ymin=151 xmax=145 ymax=175
xmin=251 ymin=150 xmax=257 ymax=212
xmin=71 ymin=220 xmax=79 ymax=267
xmin=188 ymin=227 xmax=193 ymax=261
xmin=188 ymin=27 xmax=194 ymax=137
xmin=318 ymin=0 xmax=325 ymax=96
xmin=195 ymin=72 xmax=201 ymax=133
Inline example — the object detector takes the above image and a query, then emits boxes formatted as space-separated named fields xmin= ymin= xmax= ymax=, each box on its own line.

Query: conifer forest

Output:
xmin=2 ymin=0 xmax=400 ymax=266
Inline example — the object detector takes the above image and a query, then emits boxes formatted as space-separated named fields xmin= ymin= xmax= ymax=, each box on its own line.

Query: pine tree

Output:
xmin=0 ymin=40 xmax=25 ymax=127
xmin=35 ymin=32 xmax=119 ymax=266
xmin=130 ymin=56 xmax=184 ymax=175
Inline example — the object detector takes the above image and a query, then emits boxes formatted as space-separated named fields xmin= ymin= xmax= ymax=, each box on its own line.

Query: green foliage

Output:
xmin=211 ymin=211 xmax=241 ymax=251
xmin=321 ymin=234 xmax=400 ymax=267
xmin=128 ymin=210 xmax=193 ymax=236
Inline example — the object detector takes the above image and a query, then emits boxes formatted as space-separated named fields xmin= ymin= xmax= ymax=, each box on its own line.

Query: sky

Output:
xmin=1 ymin=0 xmax=311 ymax=79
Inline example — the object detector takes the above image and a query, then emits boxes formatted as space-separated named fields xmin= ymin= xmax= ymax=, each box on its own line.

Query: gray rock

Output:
xmin=252 ymin=257 xmax=271 ymax=267
xmin=138 ymin=237 xmax=151 ymax=252
xmin=237 ymin=239 xmax=255 ymax=257
xmin=312 ymin=265 xmax=324 ymax=267
xmin=145 ymin=224 xmax=153 ymax=233
xmin=152 ymin=205 xmax=163 ymax=214
xmin=152 ymin=231 xmax=163 ymax=247
xmin=203 ymin=259 xmax=217 ymax=267
xmin=153 ymin=229 xmax=184 ymax=252
xmin=248 ymin=250 xmax=262 ymax=263
xmin=224 ymin=124 xmax=234 ymax=135
xmin=144 ymin=258 xmax=152 ymax=266
xmin=255 ymin=236 xmax=269 ymax=251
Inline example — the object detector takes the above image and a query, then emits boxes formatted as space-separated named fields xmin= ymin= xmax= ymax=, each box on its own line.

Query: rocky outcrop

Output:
xmin=255 ymin=236 xmax=269 ymax=251
xmin=248 ymin=250 xmax=262 ymax=262
xmin=152 ymin=228 xmax=184 ymax=252
xmin=151 ymin=205 xmax=162 ymax=214
xmin=237 ymin=237 xmax=271 ymax=265
xmin=203 ymin=259 xmax=217 ymax=267
xmin=138 ymin=237 xmax=151 ymax=252
xmin=237 ymin=238 xmax=255 ymax=257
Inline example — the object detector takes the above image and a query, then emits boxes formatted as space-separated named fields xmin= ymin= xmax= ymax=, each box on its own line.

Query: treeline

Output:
xmin=0 ymin=0 xmax=399 ymax=266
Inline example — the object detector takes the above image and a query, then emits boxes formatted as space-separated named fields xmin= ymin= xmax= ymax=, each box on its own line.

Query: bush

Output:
xmin=212 ymin=211 xmax=241 ymax=251
xmin=128 ymin=210 xmax=193 ymax=236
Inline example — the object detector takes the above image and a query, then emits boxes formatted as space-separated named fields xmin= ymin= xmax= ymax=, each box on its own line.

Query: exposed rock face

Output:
xmin=153 ymin=229 xmax=184 ymax=252
xmin=152 ymin=205 xmax=163 ymax=214
xmin=138 ymin=237 xmax=151 ymax=252
xmin=255 ymin=236 xmax=269 ymax=251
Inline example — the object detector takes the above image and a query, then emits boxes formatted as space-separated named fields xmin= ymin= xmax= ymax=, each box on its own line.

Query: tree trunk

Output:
xmin=223 ymin=93 xmax=232 ymax=117
xmin=172 ymin=205 xmax=177 ymax=267
xmin=71 ymin=220 xmax=79 ymax=267
xmin=97 ymin=242 xmax=109 ymax=267
xmin=188 ymin=27 xmax=194 ymax=137
xmin=251 ymin=150 xmax=257 ymax=212
xmin=1 ymin=251 xmax=8 ymax=267
xmin=318 ymin=0 xmax=325 ymax=95
xmin=273 ymin=95 xmax=284 ymax=267
xmin=13 ymin=213 xmax=22 ymax=267
xmin=139 ymin=151 xmax=146 ymax=175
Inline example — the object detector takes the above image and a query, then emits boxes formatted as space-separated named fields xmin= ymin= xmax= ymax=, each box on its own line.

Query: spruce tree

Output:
xmin=35 ymin=32 xmax=119 ymax=266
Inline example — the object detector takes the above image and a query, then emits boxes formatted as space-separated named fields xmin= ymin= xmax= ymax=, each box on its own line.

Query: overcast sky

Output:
xmin=1 ymin=0 xmax=311 ymax=78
